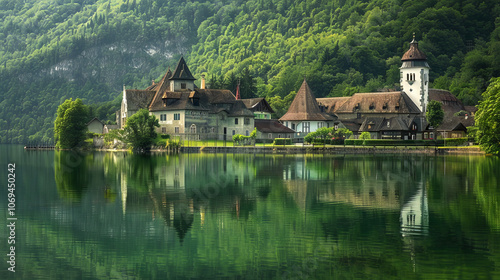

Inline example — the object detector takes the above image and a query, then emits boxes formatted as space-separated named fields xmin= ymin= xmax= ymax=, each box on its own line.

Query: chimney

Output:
xmin=201 ymin=74 xmax=206 ymax=89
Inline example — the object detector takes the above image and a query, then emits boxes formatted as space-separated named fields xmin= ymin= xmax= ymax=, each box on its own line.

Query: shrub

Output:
xmin=273 ymin=138 xmax=292 ymax=145
xmin=359 ymin=132 xmax=371 ymax=140
xmin=160 ymin=134 xmax=170 ymax=139
xmin=156 ymin=139 xmax=167 ymax=146
xmin=444 ymin=137 xmax=468 ymax=146
xmin=345 ymin=139 xmax=364 ymax=145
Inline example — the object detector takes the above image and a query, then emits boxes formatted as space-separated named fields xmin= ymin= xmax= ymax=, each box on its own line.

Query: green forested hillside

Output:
xmin=0 ymin=0 xmax=499 ymax=143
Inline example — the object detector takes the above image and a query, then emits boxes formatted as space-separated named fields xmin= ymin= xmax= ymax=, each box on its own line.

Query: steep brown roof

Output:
xmin=429 ymin=89 xmax=465 ymax=112
xmin=334 ymin=92 xmax=420 ymax=114
xmin=401 ymin=37 xmax=427 ymax=61
xmin=338 ymin=119 xmax=362 ymax=132
xmin=317 ymin=97 xmax=350 ymax=115
xmin=197 ymin=88 xmax=236 ymax=104
xmin=241 ymin=98 xmax=275 ymax=113
xmin=125 ymin=90 xmax=156 ymax=111
xmin=170 ymin=57 xmax=196 ymax=81
xmin=149 ymin=90 xmax=210 ymax=112
xmin=228 ymin=100 xmax=255 ymax=117
xmin=255 ymin=119 xmax=295 ymax=133
xmin=280 ymin=80 xmax=334 ymax=121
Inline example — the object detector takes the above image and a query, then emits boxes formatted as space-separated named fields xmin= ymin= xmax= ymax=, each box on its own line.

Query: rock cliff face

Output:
xmin=39 ymin=40 xmax=180 ymax=90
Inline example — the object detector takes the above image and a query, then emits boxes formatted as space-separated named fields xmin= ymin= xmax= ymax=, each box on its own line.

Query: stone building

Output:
xmin=279 ymin=80 xmax=335 ymax=138
xmin=282 ymin=35 xmax=475 ymax=140
xmin=117 ymin=57 xmax=255 ymax=140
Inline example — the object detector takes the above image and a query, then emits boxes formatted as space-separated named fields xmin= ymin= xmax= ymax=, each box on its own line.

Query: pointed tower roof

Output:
xmin=401 ymin=34 xmax=427 ymax=61
xmin=235 ymin=80 xmax=241 ymax=100
xmin=280 ymin=80 xmax=333 ymax=121
xmin=170 ymin=56 xmax=196 ymax=80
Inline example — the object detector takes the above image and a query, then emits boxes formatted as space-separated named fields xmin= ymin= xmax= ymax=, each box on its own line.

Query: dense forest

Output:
xmin=0 ymin=0 xmax=499 ymax=143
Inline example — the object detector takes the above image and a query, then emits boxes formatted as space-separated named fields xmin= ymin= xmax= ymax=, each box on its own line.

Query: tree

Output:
xmin=359 ymin=132 xmax=371 ymax=140
xmin=476 ymin=78 xmax=500 ymax=155
xmin=123 ymin=109 xmax=160 ymax=151
xmin=426 ymin=100 xmax=444 ymax=139
xmin=54 ymin=98 xmax=89 ymax=149
xmin=334 ymin=128 xmax=353 ymax=139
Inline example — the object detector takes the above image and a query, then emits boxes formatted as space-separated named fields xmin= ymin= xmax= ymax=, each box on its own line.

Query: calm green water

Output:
xmin=1 ymin=144 xmax=500 ymax=279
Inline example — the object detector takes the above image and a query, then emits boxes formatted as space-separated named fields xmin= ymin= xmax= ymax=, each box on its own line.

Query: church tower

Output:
xmin=400 ymin=34 xmax=429 ymax=113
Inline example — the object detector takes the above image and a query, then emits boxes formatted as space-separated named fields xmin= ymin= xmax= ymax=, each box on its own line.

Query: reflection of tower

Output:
xmin=400 ymin=183 xmax=428 ymax=272
xmin=400 ymin=184 xmax=429 ymax=236
xmin=120 ymin=171 xmax=127 ymax=215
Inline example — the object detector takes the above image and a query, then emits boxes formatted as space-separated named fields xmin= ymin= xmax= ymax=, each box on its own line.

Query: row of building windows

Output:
xmin=159 ymin=113 xmax=181 ymax=121
xmin=234 ymin=118 xmax=251 ymax=125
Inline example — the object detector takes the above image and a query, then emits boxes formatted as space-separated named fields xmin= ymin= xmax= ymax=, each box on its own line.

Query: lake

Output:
xmin=1 ymin=144 xmax=499 ymax=279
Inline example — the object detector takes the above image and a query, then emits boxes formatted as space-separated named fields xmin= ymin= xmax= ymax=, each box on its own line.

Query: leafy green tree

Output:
xmin=426 ymin=100 xmax=444 ymax=139
xmin=54 ymin=98 xmax=89 ymax=149
xmin=476 ymin=78 xmax=500 ymax=155
xmin=334 ymin=128 xmax=353 ymax=139
xmin=123 ymin=109 xmax=160 ymax=151
xmin=359 ymin=132 xmax=371 ymax=140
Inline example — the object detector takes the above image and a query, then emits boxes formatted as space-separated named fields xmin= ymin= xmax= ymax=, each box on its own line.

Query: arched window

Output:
xmin=190 ymin=124 xmax=196 ymax=134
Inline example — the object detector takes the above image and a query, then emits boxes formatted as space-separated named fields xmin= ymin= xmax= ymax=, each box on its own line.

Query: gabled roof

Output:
xmin=149 ymin=90 xmax=210 ymax=112
xmin=170 ymin=57 xmax=196 ymax=81
xmin=317 ymin=97 xmax=350 ymax=115
xmin=255 ymin=119 xmax=295 ymax=133
xmin=379 ymin=117 xmax=410 ymax=131
xmin=125 ymin=90 xmax=156 ymax=111
xmin=86 ymin=117 xmax=104 ymax=126
xmin=360 ymin=117 xmax=386 ymax=132
xmin=280 ymin=80 xmax=334 ymax=121
xmin=198 ymin=88 xmax=236 ymax=104
xmin=334 ymin=91 xmax=420 ymax=114
xmin=228 ymin=100 xmax=255 ymax=117
xmin=241 ymin=98 xmax=275 ymax=113
xmin=429 ymin=89 xmax=465 ymax=112
xmin=337 ymin=119 xmax=362 ymax=132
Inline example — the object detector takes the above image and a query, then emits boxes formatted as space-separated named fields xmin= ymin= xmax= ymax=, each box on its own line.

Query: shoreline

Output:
xmin=81 ymin=145 xmax=484 ymax=155
xmin=20 ymin=143 xmax=485 ymax=155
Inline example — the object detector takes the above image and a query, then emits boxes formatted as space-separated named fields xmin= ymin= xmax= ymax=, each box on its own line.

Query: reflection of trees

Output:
xmin=474 ymin=156 xmax=500 ymax=230
xmin=54 ymin=150 xmax=89 ymax=202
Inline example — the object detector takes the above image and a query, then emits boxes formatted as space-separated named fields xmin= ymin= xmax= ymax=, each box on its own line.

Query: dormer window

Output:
xmin=382 ymin=103 xmax=388 ymax=110
xmin=354 ymin=103 xmax=360 ymax=111
xmin=369 ymin=103 xmax=375 ymax=110
xmin=395 ymin=103 xmax=400 ymax=110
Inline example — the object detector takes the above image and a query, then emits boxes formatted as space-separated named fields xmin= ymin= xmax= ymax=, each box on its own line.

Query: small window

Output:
xmin=174 ymin=127 xmax=179 ymax=134
xmin=244 ymin=118 xmax=250 ymax=125
xmin=160 ymin=114 xmax=167 ymax=121
xmin=174 ymin=113 xmax=180 ymax=120
xmin=235 ymin=118 xmax=239 ymax=125
xmin=232 ymin=130 xmax=236 ymax=136
xmin=268 ymin=133 xmax=272 ymax=139
xmin=246 ymin=130 xmax=249 ymax=136
xmin=181 ymin=83 xmax=186 ymax=89
xmin=292 ymin=123 xmax=296 ymax=130
xmin=162 ymin=127 xmax=166 ymax=133
xmin=211 ymin=127 xmax=215 ymax=133
xmin=190 ymin=124 xmax=196 ymax=134
xmin=302 ymin=122 xmax=310 ymax=133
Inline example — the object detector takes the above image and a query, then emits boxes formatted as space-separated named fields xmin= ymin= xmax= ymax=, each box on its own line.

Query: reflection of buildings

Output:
xmin=400 ymin=184 xmax=429 ymax=237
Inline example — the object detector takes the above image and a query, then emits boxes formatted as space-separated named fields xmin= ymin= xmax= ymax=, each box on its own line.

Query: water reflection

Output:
xmin=43 ymin=151 xmax=500 ymax=279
